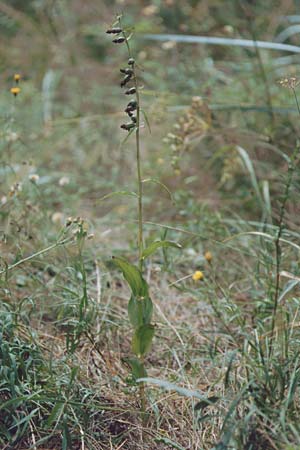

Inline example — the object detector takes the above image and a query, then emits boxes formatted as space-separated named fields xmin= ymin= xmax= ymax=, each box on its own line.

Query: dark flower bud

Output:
xmin=120 ymin=74 xmax=132 ymax=87
xmin=128 ymin=58 xmax=135 ymax=65
xmin=127 ymin=100 xmax=137 ymax=109
xmin=125 ymin=100 xmax=137 ymax=114
xmin=131 ymin=116 xmax=137 ymax=123
xmin=120 ymin=68 xmax=133 ymax=75
xmin=125 ymin=87 xmax=136 ymax=95
xmin=106 ymin=27 xmax=123 ymax=34
xmin=120 ymin=123 xmax=135 ymax=131
xmin=112 ymin=37 xmax=126 ymax=44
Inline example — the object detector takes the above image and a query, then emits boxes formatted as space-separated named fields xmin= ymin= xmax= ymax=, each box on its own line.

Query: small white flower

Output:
xmin=59 ymin=176 xmax=70 ymax=186
xmin=52 ymin=212 xmax=64 ymax=225
xmin=1 ymin=196 xmax=7 ymax=205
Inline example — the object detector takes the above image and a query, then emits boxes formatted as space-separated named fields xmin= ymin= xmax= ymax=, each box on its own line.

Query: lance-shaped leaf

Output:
xmin=112 ymin=256 xmax=148 ymax=297
xmin=132 ymin=324 xmax=155 ymax=356
xmin=128 ymin=294 xmax=153 ymax=329
xmin=141 ymin=240 xmax=182 ymax=260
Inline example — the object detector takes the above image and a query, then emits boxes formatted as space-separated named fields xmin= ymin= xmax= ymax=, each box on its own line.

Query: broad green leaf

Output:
xmin=128 ymin=294 xmax=153 ymax=329
xmin=142 ymin=240 xmax=182 ymax=260
xmin=123 ymin=357 xmax=147 ymax=379
xmin=132 ymin=324 xmax=155 ymax=356
xmin=112 ymin=256 xmax=148 ymax=297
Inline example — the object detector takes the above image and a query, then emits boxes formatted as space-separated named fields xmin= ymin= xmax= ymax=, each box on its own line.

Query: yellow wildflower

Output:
xmin=10 ymin=87 xmax=21 ymax=96
xmin=192 ymin=270 xmax=204 ymax=281
xmin=14 ymin=73 xmax=21 ymax=82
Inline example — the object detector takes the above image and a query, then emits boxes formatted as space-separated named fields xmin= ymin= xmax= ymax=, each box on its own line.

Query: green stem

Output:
xmin=134 ymin=78 xmax=143 ymax=271
xmin=292 ymin=88 xmax=300 ymax=116
xmin=119 ymin=19 xmax=143 ymax=270
xmin=0 ymin=237 xmax=72 ymax=276
xmin=119 ymin=17 xmax=146 ymax=429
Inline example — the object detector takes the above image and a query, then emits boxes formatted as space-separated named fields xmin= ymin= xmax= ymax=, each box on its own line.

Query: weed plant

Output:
xmin=2 ymin=3 xmax=300 ymax=450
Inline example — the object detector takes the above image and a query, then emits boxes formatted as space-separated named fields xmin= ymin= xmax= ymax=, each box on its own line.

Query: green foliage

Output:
xmin=132 ymin=324 xmax=155 ymax=356
xmin=1 ymin=1 xmax=300 ymax=449
xmin=112 ymin=256 xmax=149 ymax=299
xmin=141 ymin=239 xmax=182 ymax=260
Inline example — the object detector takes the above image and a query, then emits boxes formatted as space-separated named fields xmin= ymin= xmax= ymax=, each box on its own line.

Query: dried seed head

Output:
xmin=278 ymin=77 xmax=300 ymax=89
xmin=112 ymin=37 xmax=126 ymax=44
xmin=106 ymin=27 xmax=122 ymax=34
xmin=125 ymin=87 xmax=136 ymax=95
xmin=128 ymin=58 xmax=135 ymax=65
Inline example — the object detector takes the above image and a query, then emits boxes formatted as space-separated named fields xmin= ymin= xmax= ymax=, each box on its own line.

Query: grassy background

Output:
xmin=1 ymin=1 xmax=300 ymax=449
